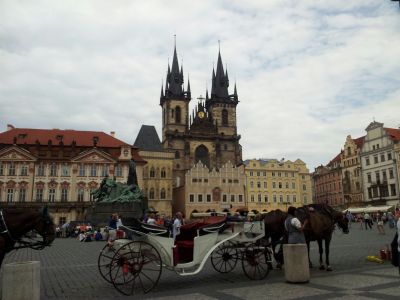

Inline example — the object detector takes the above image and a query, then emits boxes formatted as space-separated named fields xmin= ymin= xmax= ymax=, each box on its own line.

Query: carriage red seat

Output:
xmin=174 ymin=216 xmax=227 ymax=264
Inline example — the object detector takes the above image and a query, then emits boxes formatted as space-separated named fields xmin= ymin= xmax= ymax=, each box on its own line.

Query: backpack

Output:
xmin=391 ymin=233 xmax=399 ymax=267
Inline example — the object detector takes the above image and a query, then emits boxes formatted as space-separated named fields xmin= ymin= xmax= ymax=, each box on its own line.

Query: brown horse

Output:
xmin=264 ymin=204 xmax=349 ymax=271
xmin=0 ymin=207 xmax=56 ymax=268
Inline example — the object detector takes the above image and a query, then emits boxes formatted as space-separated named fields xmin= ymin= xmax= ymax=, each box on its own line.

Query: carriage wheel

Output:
xmin=211 ymin=241 xmax=239 ymax=273
xmin=241 ymin=243 xmax=271 ymax=280
xmin=110 ymin=241 xmax=162 ymax=295
xmin=98 ymin=243 xmax=118 ymax=283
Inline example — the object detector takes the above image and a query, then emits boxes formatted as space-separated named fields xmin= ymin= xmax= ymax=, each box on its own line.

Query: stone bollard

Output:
xmin=283 ymin=244 xmax=310 ymax=283
xmin=1 ymin=261 xmax=40 ymax=300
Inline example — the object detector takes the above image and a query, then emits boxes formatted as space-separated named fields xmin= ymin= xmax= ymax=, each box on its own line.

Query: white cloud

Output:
xmin=1 ymin=0 xmax=399 ymax=170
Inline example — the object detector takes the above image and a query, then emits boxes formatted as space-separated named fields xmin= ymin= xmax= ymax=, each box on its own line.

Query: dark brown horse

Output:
xmin=264 ymin=204 xmax=349 ymax=271
xmin=0 ymin=207 xmax=56 ymax=268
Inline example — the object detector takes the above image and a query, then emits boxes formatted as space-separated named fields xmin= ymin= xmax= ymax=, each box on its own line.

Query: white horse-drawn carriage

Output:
xmin=98 ymin=216 xmax=273 ymax=295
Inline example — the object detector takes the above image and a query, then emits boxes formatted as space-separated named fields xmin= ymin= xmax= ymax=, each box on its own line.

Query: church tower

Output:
xmin=160 ymin=45 xmax=242 ymax=187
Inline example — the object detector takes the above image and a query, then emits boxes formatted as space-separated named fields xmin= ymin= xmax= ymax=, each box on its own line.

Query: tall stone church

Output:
xmin=159 ymin=45 xmax=243 ymax=187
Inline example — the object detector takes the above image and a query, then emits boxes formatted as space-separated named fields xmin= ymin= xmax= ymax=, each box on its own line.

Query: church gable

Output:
xmin=71 ymin=149 xmax=115 ymax=163
xmin=0 ymin=146 xmax=36 ymax=162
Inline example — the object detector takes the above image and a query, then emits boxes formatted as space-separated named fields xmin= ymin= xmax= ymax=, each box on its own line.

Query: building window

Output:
xmin=387 ymin=152 xmax=392 ymax=160
xmin=77 ymin=189 xmax=84 ymax=202
xmin=250 ymin=194 xmax=254 ymax=202
xmin=160 ymin=188 xmax=166 ymax=199
xmin=285 ymin=182 xmax=289 ymax=189
xmin=272 ymin=172 xmax=275 ymax=177
xmin=8 ymin=162 xmax=16 ymax=176
xmin=62 ymin=164 xmax=70 ymax=176
xmin=249 ymin=171 xmax=253 ymax=176
xmin=79 ymin=164 xmax=86 ymax=177
xmin=49 ymin=188 xmax=56 ymax=202
xmin=189 ymin=194 xmax=195 ymax=203
xmin=278 ymin=172 xmax=281 ymax=177
xmin=257 ymin=172 xmax=260 ymax=177
xmin=250 ymin=181 xmax=254 ymax=188
xmin=223 ymin=194 xmax=227 ymax=202
xmin=150 ymin=168 xmax=155 ymax=178
xmin=367 ymin=173 xmax=371 ymax=183
xmin=287 ymin=195 xmax=290 ymax=203
xmin=293 ymin=195 xmax=297 ymax=203
xmin=90 ymin=164 xmax=97 ymax=177
xmin=373 ymin=156 xmax=378 ymax=164
xmin=20 ymin=164 xmax=28 ymax=176
xmin=36 ymin=188 xmax=43 ymax=202
xmin=49 ymin=163 xmax=57 ymax=177
xmin=278 ymin=182 xmax=282 ymax=189
xmin=257 ymin=194 xmax=261 ymax=202
xmin=101 ymin=165 xmax=108 ymax=177
xmin=390 ymin=184 xmax=396 ymax=196
xmin=222 ymin=109 xmax=228 ymax=126
xmin=272 ymin=182 xmax=276 ymax=188
xmin=116 ymin=165 xmax=122 ymax=177
xmin=0 ymin=163 xmax=3 ymax=175
xmin=19 ymin=188 xmax=26 ymax=202
xmin=365 ymin=157 xmax=370 ymax=166
xmin=206 ymin=194 xmax=212 ymax=202
xmin=257 ymin=182 xmax=261 ymax=188
xmin=161 ymin=168 xmax=166 ymax=178
xmin=175 ymin=106 xmax=181 ymax=123
xmin=231 ymin=195 xmax=235 ymax=202
xmin=273 ymin=194 xmax=277 ymax=203
xmin=61 ymin=189 xmax=68 ymax=202
xmin=380 ymin=154 xmax=385 ymax=162
xmin=37 ymin=163 xmax=45 ymax=176
xmin=263 ymin=171 xmax=267 ymax=176
xmin=303 ymin=184 xmax=306 ymax=191
xmin=389 ymin=168 xmax=394 ymax=179
xmin=375 ymin=171 xmax=380 ymax=183
xmin=292 ymin=182 xmax=295 ymax=189
xmin=7 ymin=189 xmax=14 ymax=202
xmin=304 ymin=195 xmax=307 ymax=204
xmin=279 ymin=195 xmax=283 ymax=203
xmin=264 ymin=195 xmax=268 ymax=202
xmin=238 ymin=194 xmax=243 ymax=202
xmin=149 ymin=188 xmax=155 ymax=199
xmin=59 ymin=217 xmax=67 ymax=225
xmin=175 ymin=151 xmax=180 ymax=159
xmin=198 ymin=194 xmax=203 ymax=202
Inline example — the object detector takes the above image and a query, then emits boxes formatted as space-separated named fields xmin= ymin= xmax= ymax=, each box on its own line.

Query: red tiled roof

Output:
xmin=329 ymin=152 xmax=342 ymax=165
xmin=384 ymin=128 xmax=400 ymax=142
xmin=353 ymin=136 xmax=365 ymax=148
xmin=0 ymin=128 xmax=131 ymax=148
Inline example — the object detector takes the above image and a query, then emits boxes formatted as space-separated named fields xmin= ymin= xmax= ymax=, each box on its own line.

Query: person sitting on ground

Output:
xmin=95 ymin=230 xmax=103 ymax=241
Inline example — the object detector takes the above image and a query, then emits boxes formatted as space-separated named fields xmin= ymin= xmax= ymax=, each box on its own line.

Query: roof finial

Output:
xmin=174 ymin=34 xmax=176 ymax=49
xmin=218 ymin=39 xmax=221 ymax=52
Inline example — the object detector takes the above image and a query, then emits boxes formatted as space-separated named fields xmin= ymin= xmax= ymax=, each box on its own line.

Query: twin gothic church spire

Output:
xmin=160 ymin=41 xmax=238 ymax=105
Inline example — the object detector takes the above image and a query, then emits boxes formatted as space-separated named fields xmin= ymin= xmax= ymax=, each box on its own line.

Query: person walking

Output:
xmin=285 ymin=206 xmax=308 ymax=244
xmin=364 ymin=212 xmax=372 ymax=230
xmin=376 ymin=212 xmax=385 ymax=235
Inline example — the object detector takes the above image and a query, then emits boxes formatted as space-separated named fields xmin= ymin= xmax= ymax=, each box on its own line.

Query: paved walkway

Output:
xmin=1 ymin=225 xmax=399 ymax=299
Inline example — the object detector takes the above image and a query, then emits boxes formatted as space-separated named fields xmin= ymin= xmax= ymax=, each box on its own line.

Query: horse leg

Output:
xmin=307 ymin=241 xmax=313 ymax=268
xmin=325 ymin=238 xmax=332 ymax=271
xmin=318 ymin=239 xmax=325 ymax=270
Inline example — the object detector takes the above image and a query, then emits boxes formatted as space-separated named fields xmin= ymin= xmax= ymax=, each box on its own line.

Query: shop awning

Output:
xmin=343 ymin=205 xmax=394 ymax=214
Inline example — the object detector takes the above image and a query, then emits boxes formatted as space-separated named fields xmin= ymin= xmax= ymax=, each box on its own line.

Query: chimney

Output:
xmin=110 ymin=131 xmax=115 ymax=137
xmin=7 ymin=124 xmax=15 ymax=131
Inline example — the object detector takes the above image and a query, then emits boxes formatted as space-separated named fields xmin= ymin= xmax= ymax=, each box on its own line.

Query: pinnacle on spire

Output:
xmin=212 ymin=47 xmax=229 ymax=98
xmin=187 ymin=75 xmax=191 ymax=93
xmin=164 ymin=38 xmax=185 ymax=99
xmin=161 ymin=82 xmax=164 ymax=98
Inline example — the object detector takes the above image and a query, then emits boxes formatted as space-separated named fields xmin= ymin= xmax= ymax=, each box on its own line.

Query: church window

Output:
xmin=175 ymin=151 xmax=180 ymax=159
xmin=161 ymin=168 xmax=166 ymax=178
xmin=194 ymin=145 xmax=210 ymax=168
xmin=175 ymin=106 xmax=181 ymax=123
xmin=160 ymin=188 xmax=166 ymax=199
xmin=222 ymin=109 xmax=228 ymax=125
xmin=149 ymin=188 xmax=155 ymax=199
xmin=150 ymin=168 xmax=155 ymax=178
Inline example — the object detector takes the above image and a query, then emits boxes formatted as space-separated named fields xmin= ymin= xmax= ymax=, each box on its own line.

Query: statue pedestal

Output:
xmin=86 ymin=200 xmax=147 ymax=227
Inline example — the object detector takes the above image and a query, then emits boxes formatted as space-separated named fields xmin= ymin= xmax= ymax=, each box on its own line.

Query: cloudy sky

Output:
xmin=1 ymin=0 xmax=399 ymax=170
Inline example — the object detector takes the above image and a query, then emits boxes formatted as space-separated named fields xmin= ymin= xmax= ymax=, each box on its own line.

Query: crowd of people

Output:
xmin=344 ymin=209 xmax=400 ymax=234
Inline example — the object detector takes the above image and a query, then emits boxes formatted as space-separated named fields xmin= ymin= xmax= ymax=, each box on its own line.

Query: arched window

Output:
xmin=149 ymin=188 xmax=155 ymax=199
xmin=160 ymin=188 xmax=166 ymax=199
xmin=195 ymin=145 xmax=210 ymax=168
xmin=149 ymin=167 xmax=155 ymax=178
xmin=222 ymin=109 xmax=228 ymax=126
xmin=175 ymin=106 xmax=181 ymax=123
xmin=175 ymin=151 xmax=180 ymax=159
xmin=161 ymin=168 xmax=166 ymax=178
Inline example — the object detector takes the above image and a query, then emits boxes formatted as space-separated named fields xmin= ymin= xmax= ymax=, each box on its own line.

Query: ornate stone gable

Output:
xmin=71 ymin=149 xmax=115 ymax=163
xmin=0 ymin=146 xmax=36 ymax=162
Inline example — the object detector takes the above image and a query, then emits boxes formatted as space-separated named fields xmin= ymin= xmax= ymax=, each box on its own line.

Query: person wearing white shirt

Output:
xmin=173 ymin=212 xmax=183 ymax=241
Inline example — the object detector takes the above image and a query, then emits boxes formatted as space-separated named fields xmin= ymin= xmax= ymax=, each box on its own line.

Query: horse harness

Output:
xmin=0 ymin=209 xmax=52 ymax=250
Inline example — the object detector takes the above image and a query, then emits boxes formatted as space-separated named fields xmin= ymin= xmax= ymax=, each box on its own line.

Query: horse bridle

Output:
xmin=0 ymin=209 xmax=54 ymax=250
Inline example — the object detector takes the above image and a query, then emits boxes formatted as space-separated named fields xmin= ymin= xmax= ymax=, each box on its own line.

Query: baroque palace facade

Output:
xmin=0 ymin=125 xmax=145 ymax=224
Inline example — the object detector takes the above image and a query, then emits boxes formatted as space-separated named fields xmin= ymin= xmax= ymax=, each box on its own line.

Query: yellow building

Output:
xmin=134 ymin=125 xmax=174 ymax=217
xmin=244 ymin=159 xmax=312 ymax=212
xmin=173 ymin=161 xmax=247 ymax=218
